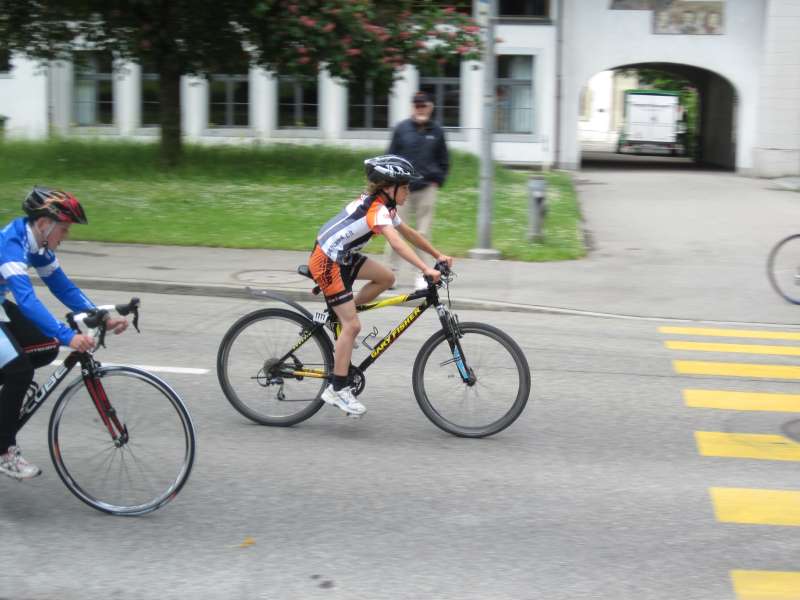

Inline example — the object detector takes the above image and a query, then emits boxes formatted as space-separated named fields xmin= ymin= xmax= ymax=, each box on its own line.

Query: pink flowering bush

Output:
xmin=245 ymin=0 xmax=483 ymax=90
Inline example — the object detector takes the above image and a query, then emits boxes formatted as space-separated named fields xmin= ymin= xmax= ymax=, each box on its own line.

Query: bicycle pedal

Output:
xmin=346 ymin=412 xmax=364 ymax=420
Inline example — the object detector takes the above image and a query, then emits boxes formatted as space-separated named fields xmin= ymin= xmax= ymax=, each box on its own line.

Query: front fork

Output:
xmin=83 ymin=370 xmax=128 ymax=446
xmin=435 ymin=305 xmax=475 ymax=385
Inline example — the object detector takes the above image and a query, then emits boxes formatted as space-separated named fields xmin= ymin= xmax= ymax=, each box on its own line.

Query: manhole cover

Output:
xmin=234 ymin=269 xmax=306 ymax=286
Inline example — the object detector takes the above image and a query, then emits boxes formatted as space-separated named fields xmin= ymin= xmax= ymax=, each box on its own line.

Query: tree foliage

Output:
xmin=0 ymin=1 xmax=483 ymax=165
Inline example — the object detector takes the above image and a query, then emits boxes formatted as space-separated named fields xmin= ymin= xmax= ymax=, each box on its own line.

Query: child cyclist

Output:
xmin=308 ymin=154 xmax=454 ymax=417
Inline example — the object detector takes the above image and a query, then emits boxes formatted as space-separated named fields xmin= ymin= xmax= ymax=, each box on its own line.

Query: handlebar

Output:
xmin=423 ymin=260 xmax=454 ymax=287
xmin=66 ymin=297 xmax=141 ymax=348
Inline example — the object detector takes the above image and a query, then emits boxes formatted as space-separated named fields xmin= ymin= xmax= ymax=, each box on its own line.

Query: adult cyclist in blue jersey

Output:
xmin=0 ymin=187 xmax=128 ymax=480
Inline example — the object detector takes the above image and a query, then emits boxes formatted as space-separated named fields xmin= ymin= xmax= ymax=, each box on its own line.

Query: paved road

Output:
xmin=2 ymin=289 xmax=798 ymax=600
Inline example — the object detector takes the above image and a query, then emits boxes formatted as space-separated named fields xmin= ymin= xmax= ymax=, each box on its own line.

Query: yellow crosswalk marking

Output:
xmin=711 ymin=488 xmax=800 ymax=526
xmin=660 ymin=326 xmax=800 ymax=340
xmin=674 ymin=361 xmax=800 ymax=379
xmin=696 ymin=432 xmax=800 ymax=461
xmin=731 ymin=570 xmax=800 ymax=600
xmin=666 ymin=340 xmax=800 ymax=356
xmin=684 ymin=390 xmax=800 ymax=412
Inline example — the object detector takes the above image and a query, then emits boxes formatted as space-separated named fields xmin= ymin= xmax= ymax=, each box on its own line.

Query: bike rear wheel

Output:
xmin=217 ymin=308 xmax=331 ymax=426
xmin=48 ymin=366 xmax=195 ymax=516
xmin=413 ymin=322 xmax=531 ymax=438
xmin=767 ymin=234 xmax=800 ymax=304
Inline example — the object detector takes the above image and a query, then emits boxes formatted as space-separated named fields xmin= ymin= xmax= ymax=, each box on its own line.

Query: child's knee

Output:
xmin=341 ymin=317 xmax=361 ymax=337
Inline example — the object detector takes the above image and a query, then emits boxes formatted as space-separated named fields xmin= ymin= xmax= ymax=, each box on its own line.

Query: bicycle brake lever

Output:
xmin=97 ymin=321 xmax=108 ymax=348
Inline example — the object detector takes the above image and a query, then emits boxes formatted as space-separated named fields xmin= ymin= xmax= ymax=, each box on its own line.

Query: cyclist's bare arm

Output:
xmin=383 ymin=225 xmax=440 ymax=281
xmin=395 ymin=223 xmax=454 ymax=269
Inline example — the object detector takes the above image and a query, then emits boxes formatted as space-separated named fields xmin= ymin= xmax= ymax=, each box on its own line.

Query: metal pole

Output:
xmin=469 ymin=0 xmax=501 ymax=260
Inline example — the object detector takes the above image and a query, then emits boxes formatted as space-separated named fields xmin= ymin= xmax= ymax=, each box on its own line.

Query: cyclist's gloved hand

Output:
xmin=69 ymin=333 xmax=96 ymax=352
xmin=105 ymin=316 xmax=129 ymax=335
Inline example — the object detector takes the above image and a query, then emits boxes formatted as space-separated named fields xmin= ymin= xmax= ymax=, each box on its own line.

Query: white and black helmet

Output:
xmin=364 ymin=154 xmax=422 ymax=184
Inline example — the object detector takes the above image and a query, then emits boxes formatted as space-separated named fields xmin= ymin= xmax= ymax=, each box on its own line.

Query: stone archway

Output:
xmin=576 ymin=62 xmax=737 ymax=171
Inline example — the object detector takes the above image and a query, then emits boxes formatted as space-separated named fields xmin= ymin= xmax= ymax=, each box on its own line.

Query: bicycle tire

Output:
xmin=217 ymin=308 xmax=331 ymax=426
xmin=48 ymin=366 xmax=195 ymax=516
xmin=767 ymin=234 xmax=800 ymax=304
xmin=412 ymin=322 xmax=531 ymax=438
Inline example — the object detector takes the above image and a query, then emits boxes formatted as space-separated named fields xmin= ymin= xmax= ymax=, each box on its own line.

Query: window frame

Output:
xmin=347 ymin=79 xmax=390 ymax=130
xmin=276 ymin=74 xmax=319 ymax=129
xmin=494 ymin=54 xmax=535 ymax=135
xmin=498 ymin=0 xmax=551 ymax=20
xmin=208 ymin=74 xmax=250 ymax=128
xmin=0 ymin=48 xmax=12 ymax=75
xmin=418 ymin=60 xmax=462 ymax=129
xmin=72 ymin=52 xmax=114 ymax=127
xmin=140 ymin=67 xmax=160 ymax=128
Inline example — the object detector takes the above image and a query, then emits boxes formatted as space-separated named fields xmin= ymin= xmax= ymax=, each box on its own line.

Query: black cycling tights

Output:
xmin=0 ymin=301 xmax=59 ymax=455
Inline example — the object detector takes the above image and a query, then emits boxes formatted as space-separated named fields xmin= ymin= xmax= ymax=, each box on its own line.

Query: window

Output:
xmin=419 ymin=60 xmax=461 ymax=128
xmin=499 ymin=0 xmax=549 ymax=17
xmin=209 ymin=75 xmax=249 ymax=127
xmin=0 ymin=48 xmax=11 ymax=74
xmin=495 ymin=55 xmax=533 ymax=134
xmin=141 ymin=62 xmax=160 ymax=127
xmin=277 ymin=75 xmax=318 ymax=128
xmin=348 ymin=80 xmax=389 ymax=129
xmin=413 ymin=1 xmax=472 ymax=15
xmin=73 ymin=52 xmax=113 ymax=126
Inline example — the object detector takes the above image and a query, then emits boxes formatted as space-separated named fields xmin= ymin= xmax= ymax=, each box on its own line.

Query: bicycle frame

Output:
xmin=16 ymin=350 xmax=127 ymax=446
xmin=273 ymin=283 xmax=468 ymax=384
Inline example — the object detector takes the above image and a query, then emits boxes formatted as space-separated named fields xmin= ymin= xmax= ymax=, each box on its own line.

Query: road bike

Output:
xmin=12 ymin=298 xmax=196 ymax=516
xmin=767 ymin=234 xmax=800 ymax=304
xmin=217 ymin=262 xmax=531 ymax=438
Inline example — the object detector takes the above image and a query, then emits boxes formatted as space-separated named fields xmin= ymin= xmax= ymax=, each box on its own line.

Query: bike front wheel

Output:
xmin=48 ymin=366 xmax=196 ymax=516
xmin=413 ymin=322 xmax=531 ymax=438
xmin=767 ymin=234 xmax=800 ymax=304
xmin=217 ymin=308 xmax=332 ymax=426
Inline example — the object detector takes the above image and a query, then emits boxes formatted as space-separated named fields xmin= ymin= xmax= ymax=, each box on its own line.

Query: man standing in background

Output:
xmin=385 ymin=91 xmax=450 ymax=289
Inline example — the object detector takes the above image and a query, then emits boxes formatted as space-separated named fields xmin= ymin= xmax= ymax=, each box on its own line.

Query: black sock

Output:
xmin=332 ymin=374 xmax=348 ymax=391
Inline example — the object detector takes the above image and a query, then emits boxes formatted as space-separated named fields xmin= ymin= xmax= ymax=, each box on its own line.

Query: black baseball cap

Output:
xmin=412 ymin=91 xmax=433 ymax=105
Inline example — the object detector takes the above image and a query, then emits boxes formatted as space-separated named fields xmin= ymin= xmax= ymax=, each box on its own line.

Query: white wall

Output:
xmin=560 ymin=0 xmax=766 ymax=171
xmin=753 ymin=0 xmax=800 ymax=177
xmin=0 ymin=56 xmax=49 ymax=138
xmin=491 ymin=20 xmax=557 ymax=166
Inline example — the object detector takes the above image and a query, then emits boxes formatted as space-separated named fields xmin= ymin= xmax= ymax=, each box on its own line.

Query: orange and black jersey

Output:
xmin=316 ymin=192 xmax=402 ymax=264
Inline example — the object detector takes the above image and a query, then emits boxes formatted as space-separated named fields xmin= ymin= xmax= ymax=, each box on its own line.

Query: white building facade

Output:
xmin=0 ymin=0 xmax=798 ymax=177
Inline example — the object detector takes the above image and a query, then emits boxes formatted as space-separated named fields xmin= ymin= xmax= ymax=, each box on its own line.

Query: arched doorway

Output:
xmin=578 ymin=62 xmax=737 ymax=171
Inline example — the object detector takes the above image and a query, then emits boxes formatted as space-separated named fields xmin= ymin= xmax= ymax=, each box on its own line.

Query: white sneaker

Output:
xmin=414 ymin=274 xmax=429 ymax=290
xmin=0 ymin=446 xmax=42 ymax=480
xmin=321 ymin=385 xmax=366 ymax=416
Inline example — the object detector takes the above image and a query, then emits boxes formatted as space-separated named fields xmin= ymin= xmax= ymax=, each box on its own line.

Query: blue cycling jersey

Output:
xmin=0 ymin=217 xmax=94 ymax=347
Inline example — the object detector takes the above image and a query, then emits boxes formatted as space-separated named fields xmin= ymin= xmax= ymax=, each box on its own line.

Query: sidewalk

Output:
xmin=55 ymin=168 xmax=800 ymax=327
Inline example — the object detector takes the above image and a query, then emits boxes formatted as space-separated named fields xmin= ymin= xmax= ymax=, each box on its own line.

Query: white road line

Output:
xmin=51 ymin=359 xmax=208 ymax=375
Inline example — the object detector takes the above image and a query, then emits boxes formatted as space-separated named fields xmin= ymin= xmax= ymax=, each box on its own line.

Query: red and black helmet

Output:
xmin=22 ymin=186 xmax=88 ymax=224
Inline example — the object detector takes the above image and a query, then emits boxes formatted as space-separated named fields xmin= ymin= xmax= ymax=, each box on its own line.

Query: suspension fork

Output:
xmin=435 ymin=305 xmax=475 ymax=385
xmin=82 ymin=361 xmax=128 ymax=446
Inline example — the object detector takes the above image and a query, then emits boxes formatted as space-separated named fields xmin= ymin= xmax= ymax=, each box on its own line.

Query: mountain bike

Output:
xmin=217 ymin=262 xmax=531 ymax=438
xmin=13 ymin=298 xmax=196 ymax=516
xmin=767 ymin=234 xmax=800 ymax=304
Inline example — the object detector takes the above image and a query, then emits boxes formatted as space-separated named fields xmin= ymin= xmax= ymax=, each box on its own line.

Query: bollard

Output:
xmin=527 ymin=176 xmax=548 ymax=242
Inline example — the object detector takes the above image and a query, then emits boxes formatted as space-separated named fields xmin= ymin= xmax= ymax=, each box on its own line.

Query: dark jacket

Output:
xmin=387 ymin=118 xmax=449 ymax=192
